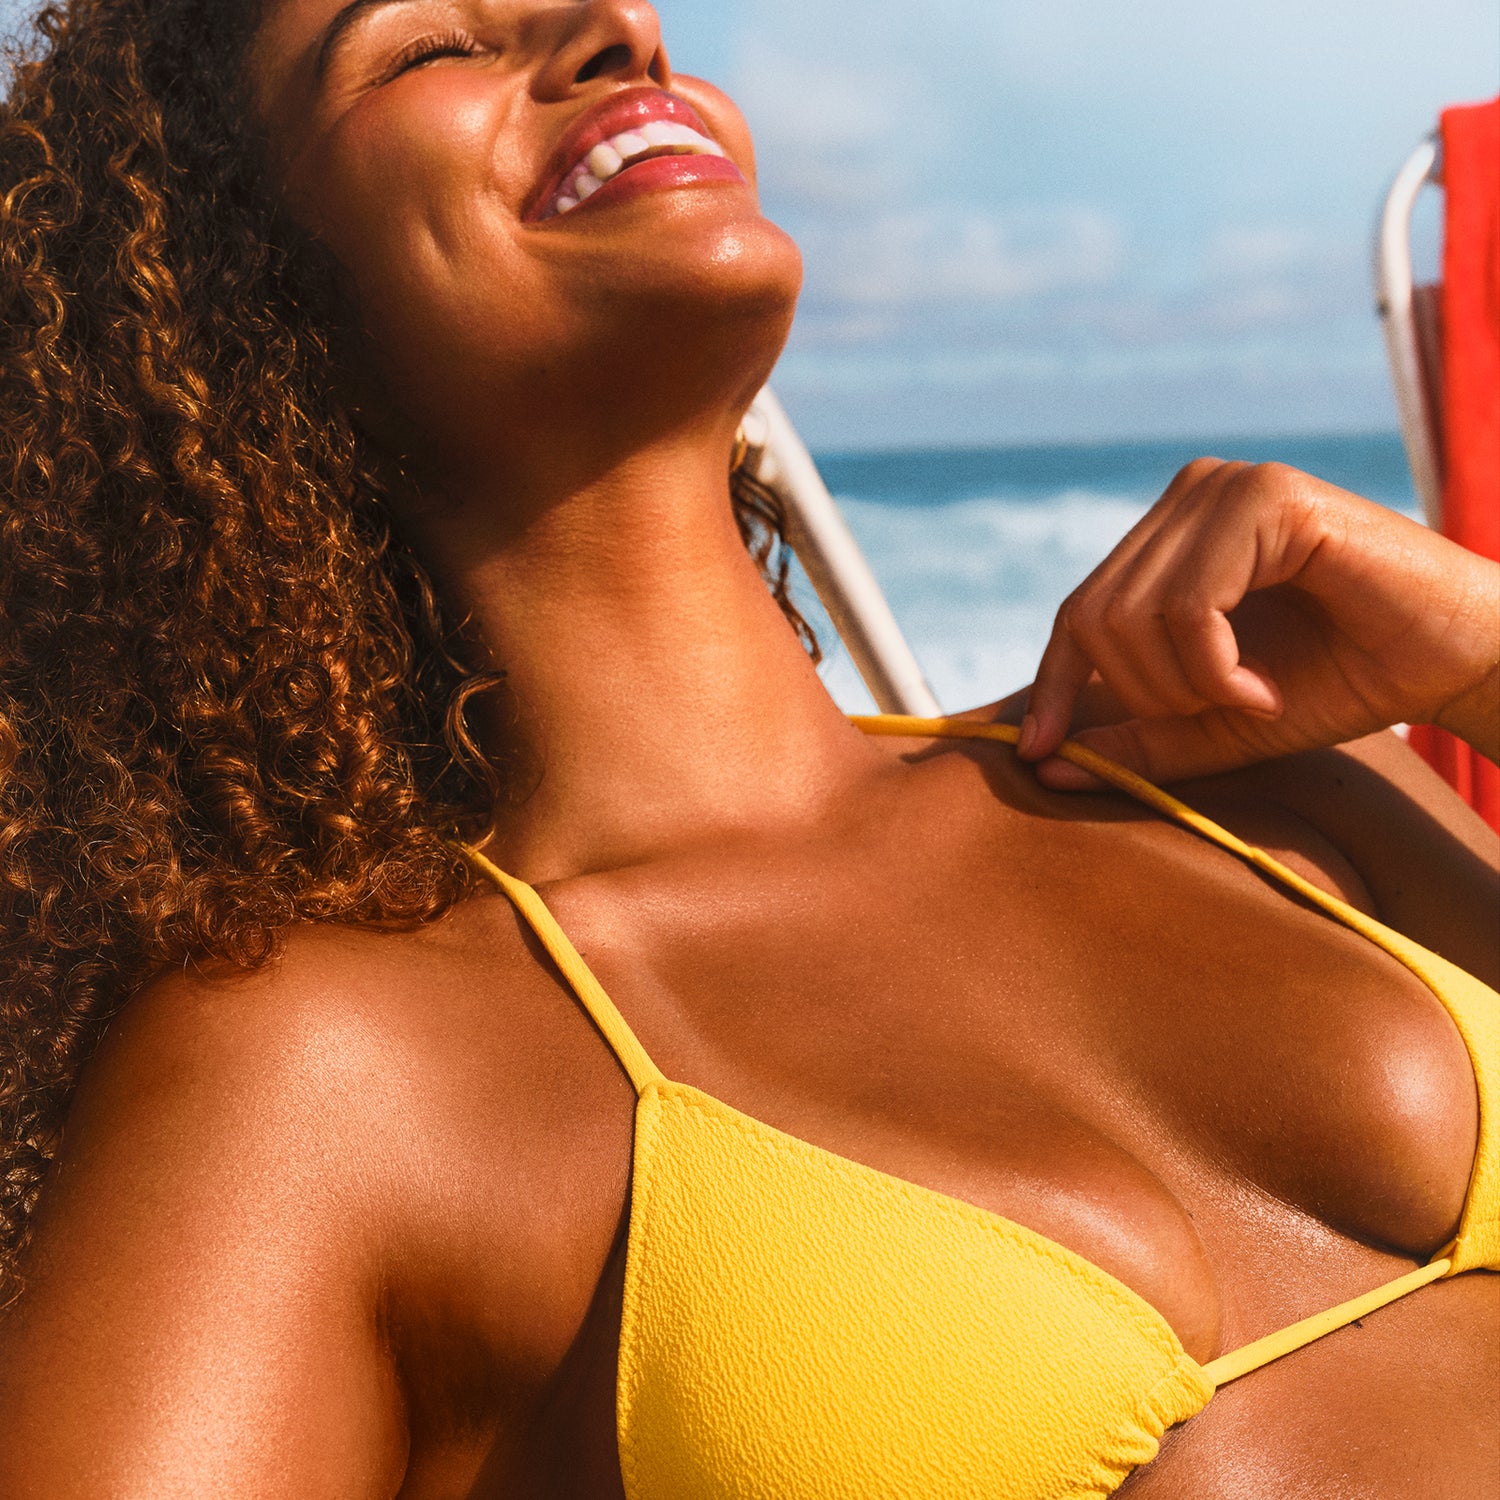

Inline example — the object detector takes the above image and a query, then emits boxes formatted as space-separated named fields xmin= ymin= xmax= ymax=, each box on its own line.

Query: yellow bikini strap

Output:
xmin=856 ymin=715 xmax=1478 ymax=1376
xmin=851 ymin=715 xmax=1376 ymax=931
xmin=460 ymin=845 xmax=664 ymax=1095
xmin=1199 ymin=1255 xmax=1451 ymax=1387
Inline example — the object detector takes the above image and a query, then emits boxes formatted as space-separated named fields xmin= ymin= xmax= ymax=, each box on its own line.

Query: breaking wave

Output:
xmin=803 ymin=434 xmax=1420 ymax=712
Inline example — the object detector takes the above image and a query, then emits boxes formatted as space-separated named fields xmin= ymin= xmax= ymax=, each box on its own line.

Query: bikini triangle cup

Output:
xmin=461 ymin=716 xmax=1498 ymax=1499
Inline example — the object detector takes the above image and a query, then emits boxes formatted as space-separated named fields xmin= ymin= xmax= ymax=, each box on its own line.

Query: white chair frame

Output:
xmin=742 ymin=387 xmax=942 ymax=717
xmin=1375 ymin=134 xmax=1444 ymax=527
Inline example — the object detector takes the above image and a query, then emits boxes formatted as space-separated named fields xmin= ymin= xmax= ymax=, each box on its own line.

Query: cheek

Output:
xmin=293 ymin=80 xmax=533 ymax=336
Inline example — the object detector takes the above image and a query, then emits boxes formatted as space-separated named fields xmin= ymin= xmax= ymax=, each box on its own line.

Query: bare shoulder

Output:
xmin=1175 ymin=732 xmax=1500 ymax=986
xmin=54 ymin=905 xmax=535 ymax=1205
xmin=963 ymin=696 xmax=1498 ymax=984
xmin=0 ymin=926 xmax=425 ymax=1494
xmin=0 ymin=893 xmax=615 ymax=1497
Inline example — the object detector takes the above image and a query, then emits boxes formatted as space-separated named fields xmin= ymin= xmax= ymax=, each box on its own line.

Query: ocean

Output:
xmin=799 ymin=432 xmax=1420 ymax=714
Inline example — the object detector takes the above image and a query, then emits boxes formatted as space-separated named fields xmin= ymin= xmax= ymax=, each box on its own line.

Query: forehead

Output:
xmin=248 ymin=0 xmax=465 ymax=119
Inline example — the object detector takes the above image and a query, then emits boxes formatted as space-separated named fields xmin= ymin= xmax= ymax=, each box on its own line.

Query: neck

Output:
xmin=406 ymin=433 xmax=883 ymax=882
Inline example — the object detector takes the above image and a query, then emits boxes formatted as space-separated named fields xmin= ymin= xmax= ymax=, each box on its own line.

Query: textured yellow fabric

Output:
xmin=618 ymin=1081 xmax=1211 ymax=1499
xmin=462 ymin=714 xmax=1498 ymax=1499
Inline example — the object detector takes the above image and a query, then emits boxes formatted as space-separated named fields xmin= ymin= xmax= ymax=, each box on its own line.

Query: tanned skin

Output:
xmin=0 ymin=2 xmax=1496 ymax=1496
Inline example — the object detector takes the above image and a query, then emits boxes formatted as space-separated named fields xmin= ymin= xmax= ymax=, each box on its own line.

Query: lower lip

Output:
xmin=547 ymin=155 xmax=747 ymax=221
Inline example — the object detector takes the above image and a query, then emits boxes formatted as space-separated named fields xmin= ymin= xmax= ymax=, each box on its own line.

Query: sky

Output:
xmin=654 ymin=0 xmax=1498 ymax=447
xmin=3 ymin=0 xmax=1494 ymax=449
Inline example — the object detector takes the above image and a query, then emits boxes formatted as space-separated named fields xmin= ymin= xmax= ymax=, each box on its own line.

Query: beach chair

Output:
xmin=1376 ymin=100 xmax=1500 ymax=831
xmin=1376 ymin=133 xmax=1443 ymax=527
xmin=740 ymin=387 xmax=942 ymax=717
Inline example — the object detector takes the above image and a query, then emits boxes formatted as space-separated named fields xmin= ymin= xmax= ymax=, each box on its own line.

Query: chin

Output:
xmin=607 ymin=209 xmax=804 ymax=386
xmin=355 ymin=200 xmax=802 ymax=465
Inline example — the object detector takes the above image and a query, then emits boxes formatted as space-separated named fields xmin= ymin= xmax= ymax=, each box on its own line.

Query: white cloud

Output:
xmin=733 ymin=41 xmax=920 ymax=209
xmin=801 ymin=205 xmax=1125 ymax=310
xmin=737 ymin=41 xmax=901 ymax=154
xmin=1205 ymin=225 xmax=1346 ymax=278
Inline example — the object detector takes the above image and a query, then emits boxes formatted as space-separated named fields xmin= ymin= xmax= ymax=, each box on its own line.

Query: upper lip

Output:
xmin=524 ymin=87 xmax=720 ymax=222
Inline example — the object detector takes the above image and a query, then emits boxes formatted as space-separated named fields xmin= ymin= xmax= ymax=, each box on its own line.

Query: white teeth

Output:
xmin=586 ymin=141 xmax=624 ymax=179
xmin=544 ymin=119 xmax=730 ymax=219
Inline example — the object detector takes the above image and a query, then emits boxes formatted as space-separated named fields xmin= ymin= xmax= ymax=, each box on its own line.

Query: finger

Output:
xmin=1162 ymin=600 xmax=1285 ymax=716
xmin=1068 ymin=462 xmax=1257 ymax=719
xmin=1122 ymin=464 xmax=1292 ymax=713
xmin=1033 ymin=755 xmax=1106 ymax=792
xmin=1039 ymin=710 xmax=1292 ymax=790
xmin=1024 ymin=460 xmax=1235 ymax=758
xmin=1028 ymin=589 xmax=1207 ymax=759
xmin=1067 ymin=569 xmax=1224 ymax=723
xmin=1023 ymin=615 xmax=1095 ymax=759
xmin=1093 ymin=564 xmax=1221 ymax=719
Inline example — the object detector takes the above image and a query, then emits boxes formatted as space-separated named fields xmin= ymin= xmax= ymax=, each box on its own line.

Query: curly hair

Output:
xmin=0 ymin=0 xmax=815 ymax=1305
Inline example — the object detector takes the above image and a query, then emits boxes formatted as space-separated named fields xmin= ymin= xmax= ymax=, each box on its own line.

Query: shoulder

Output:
xmin=0 ymin=924 xmax=444 ymax=1494
xmin=16 ymin=914 xmax=508 ymax=1297
xmin=961 ymin=697 xmax=1498 ymax=983
xmin=0 ymin=894 xmax=624 ymax=1493
xmin=1171 ymin=732 xmax=1500 ymax=986
xmin=59 ymin=892 xmax=589 ymax=1213
xmin=78 ymin=917 xmax=487 ymax=1164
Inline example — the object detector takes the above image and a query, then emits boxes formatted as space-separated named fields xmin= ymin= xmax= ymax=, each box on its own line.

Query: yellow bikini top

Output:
xmin=463 ymin=716 xmax=1498 ymax=1500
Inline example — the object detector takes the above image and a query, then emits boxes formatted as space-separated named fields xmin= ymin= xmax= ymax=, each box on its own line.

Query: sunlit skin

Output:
xmin=0 ymin=2 xmax=1496 ymax=1496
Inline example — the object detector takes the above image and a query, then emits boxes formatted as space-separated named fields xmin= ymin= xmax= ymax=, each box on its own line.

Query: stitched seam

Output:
xmin=1140 ymin=1354 xmax=1212 ymax=1427
xmin=1083 ymin=1358 xmax=1212 ymax=1496
xmin=653 ymin=1082 xmax=1189 ymax=1365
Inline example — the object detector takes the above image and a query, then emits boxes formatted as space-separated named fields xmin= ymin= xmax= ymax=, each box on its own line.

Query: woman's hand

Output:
xmin=1019 ymin=459 xmax=1500 ymax=788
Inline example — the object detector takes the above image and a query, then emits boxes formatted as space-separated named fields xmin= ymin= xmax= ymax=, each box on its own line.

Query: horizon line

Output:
xmin=811 ymin=427 xmax=1406 ymax=462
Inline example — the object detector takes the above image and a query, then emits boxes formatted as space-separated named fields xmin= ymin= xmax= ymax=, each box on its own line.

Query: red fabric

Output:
xmin=1411 ymin=99 xmax=1500 ymax=831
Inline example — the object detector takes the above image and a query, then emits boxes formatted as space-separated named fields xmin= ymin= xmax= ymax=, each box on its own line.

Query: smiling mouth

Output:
xmin=540 ymin=121 xmax=730 ymax=221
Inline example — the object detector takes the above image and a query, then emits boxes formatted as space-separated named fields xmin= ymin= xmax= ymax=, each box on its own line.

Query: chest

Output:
xmin=391 ymin=803 xmax=1484 ymax=1498
xmin=564 ymin=809 xmax=1477 ymax=1348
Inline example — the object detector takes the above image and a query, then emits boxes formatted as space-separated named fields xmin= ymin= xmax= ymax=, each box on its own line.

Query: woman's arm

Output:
xmin=1020 ymin=459 xmax=1500 ymax=782
xmin=1438 ymin=658 xmax=1500 ymax=760
xmin=0 ymin=962 xmax=409 ymax=1499
xmin=1001 ymin=458 xmax=1499 ymax=980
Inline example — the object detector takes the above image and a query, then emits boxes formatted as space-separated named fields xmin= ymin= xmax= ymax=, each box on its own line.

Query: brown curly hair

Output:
xmin=0 ymin=0 xmax=815 ymax=1306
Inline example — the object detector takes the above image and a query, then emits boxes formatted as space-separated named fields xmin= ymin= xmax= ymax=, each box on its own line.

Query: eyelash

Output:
xmin=388 ymin=29 xmax=477 ymax=78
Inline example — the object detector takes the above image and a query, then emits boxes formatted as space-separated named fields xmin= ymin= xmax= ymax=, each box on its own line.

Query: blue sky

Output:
xmin=657 ymin=0 xmax=1497 ymax=447
xmin=3 ymin=0 xmax=1493 ymax=448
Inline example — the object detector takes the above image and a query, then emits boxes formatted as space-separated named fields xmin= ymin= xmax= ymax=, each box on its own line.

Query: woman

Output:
xmin=0 ymin=0 xmax=1494 ymax=1494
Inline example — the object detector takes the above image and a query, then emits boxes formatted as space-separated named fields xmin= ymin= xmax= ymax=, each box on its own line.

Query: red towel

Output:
xmin=1407 ymin=98 xmax=1500 ymax=831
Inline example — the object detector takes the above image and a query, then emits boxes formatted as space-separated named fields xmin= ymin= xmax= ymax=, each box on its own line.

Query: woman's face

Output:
xmin=250 ymin=0 xmax=802 ymax=484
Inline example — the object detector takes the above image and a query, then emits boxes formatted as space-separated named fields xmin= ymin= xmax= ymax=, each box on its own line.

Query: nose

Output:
xmin=530 ymin=0 xmax=671 ymax=100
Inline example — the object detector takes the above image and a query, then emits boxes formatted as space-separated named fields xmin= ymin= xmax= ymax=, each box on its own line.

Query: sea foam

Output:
xmin=803 ymin=433 xmax=1420 ymax=713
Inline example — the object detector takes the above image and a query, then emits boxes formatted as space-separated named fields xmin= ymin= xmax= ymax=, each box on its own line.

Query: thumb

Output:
xmin=1034 ymin=713 xmax=1267 ymax=791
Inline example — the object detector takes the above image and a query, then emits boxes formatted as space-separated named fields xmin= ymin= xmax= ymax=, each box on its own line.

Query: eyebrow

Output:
xmin=315 ymin=0 xmax=418 ymax=81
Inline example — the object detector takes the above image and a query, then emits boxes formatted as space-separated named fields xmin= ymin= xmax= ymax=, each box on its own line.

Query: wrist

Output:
xmin=1435 ymin=658 xmax=1500 ymax=763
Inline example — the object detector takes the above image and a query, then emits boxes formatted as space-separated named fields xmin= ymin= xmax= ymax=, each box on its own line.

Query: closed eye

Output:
xmin=386 ymin=29 xmax=477 ymax=80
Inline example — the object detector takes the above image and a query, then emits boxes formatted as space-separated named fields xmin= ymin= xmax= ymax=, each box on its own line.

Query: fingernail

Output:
xmin=1018 ymin=713 xmax=1039 ymax=758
